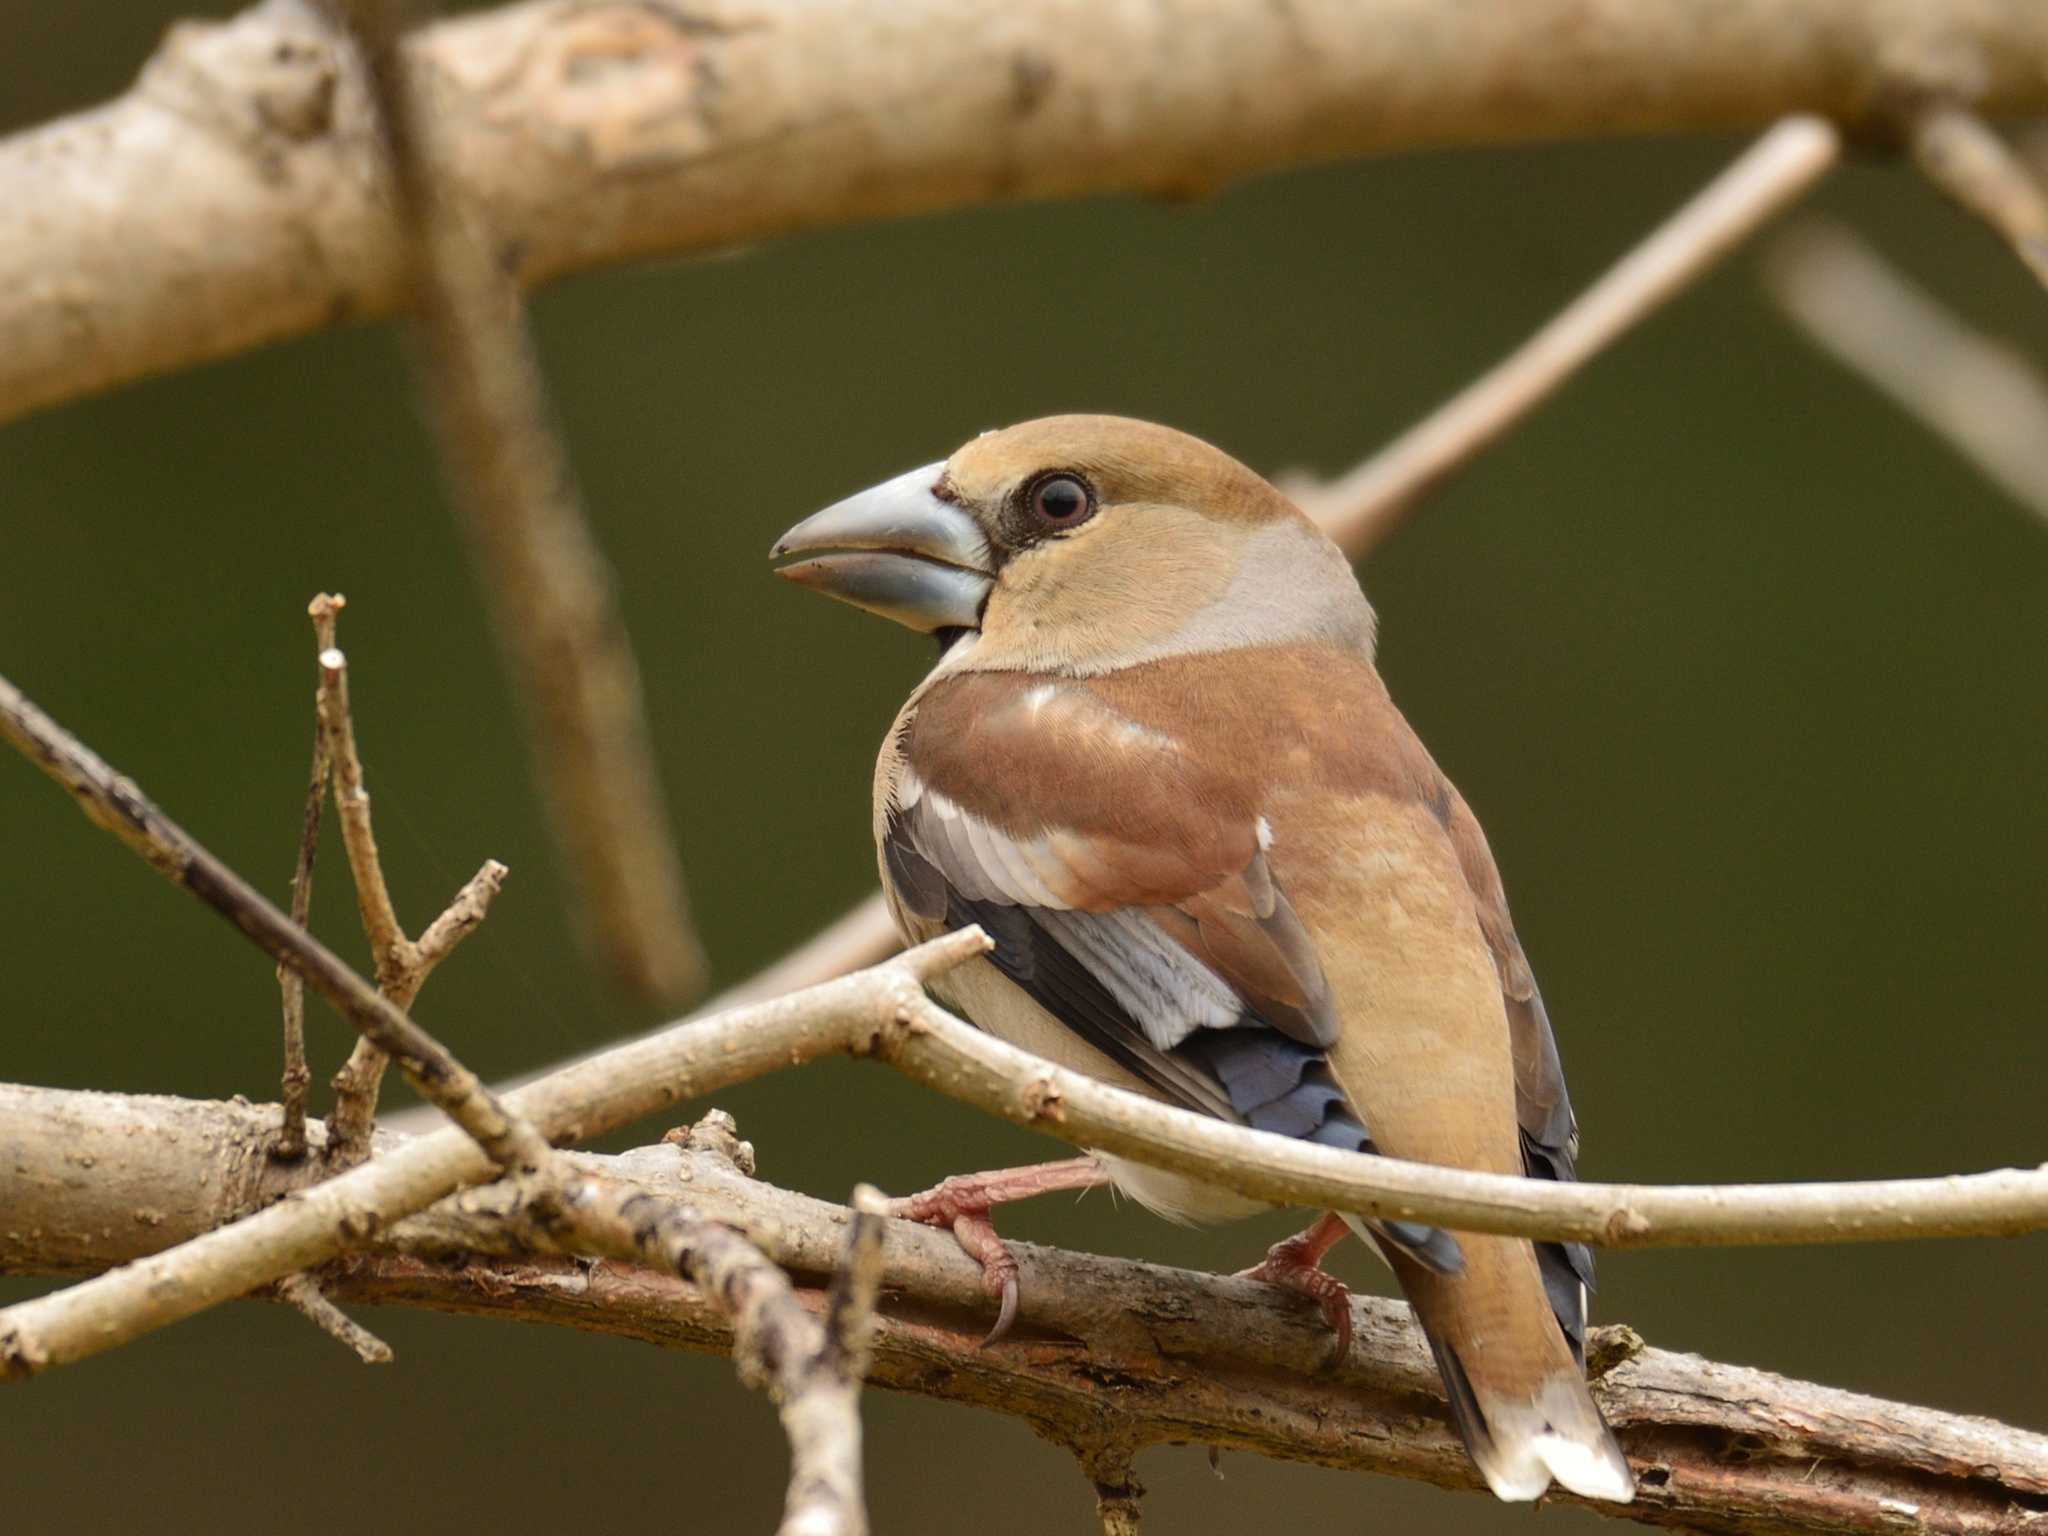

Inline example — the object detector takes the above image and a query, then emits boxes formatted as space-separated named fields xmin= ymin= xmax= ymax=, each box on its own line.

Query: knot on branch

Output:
xmin=140 ymin=6 xmax=341 ymax=157
xmin=662 ymin=1109 xmax=756 ymax=1176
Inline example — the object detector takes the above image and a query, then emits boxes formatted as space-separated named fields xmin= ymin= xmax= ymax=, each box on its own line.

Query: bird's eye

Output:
xmin=1027 ymin=473 xmax=1095 ymax=529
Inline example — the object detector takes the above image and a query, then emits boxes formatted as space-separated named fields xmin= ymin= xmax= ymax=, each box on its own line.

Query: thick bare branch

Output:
xmin=1763 ymin=219 xmax=2048 ymax=532
xmin=334 ymin=0 xmax=704 ymax=1006
xmin=6 ymin=1088 xmax=2045 ymax=1536
xmin=7 ymin=0 xmax=2048 ymax=427
xmin=1291 ymin=116 xmax=1841 ymax=550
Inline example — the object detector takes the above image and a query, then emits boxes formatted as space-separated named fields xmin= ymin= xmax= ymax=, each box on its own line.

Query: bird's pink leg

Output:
xmin=1237 ymin=1210 xmax=1355 ymax=1362
xmin=885 ymin=1157 xmax=1108 ymax=1344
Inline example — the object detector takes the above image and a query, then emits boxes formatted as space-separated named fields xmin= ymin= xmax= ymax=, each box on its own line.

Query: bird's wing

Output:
xmin=889 ymin=669 xmax=1461 ymax=1272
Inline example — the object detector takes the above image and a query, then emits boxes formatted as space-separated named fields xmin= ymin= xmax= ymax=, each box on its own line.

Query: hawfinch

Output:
xmin=771 ymin=416 xmax=1633 ymax=1504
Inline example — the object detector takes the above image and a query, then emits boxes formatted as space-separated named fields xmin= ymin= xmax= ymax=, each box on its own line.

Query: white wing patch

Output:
xmin=907 ymin=788 xmax=1243 ymax=1050
xmin=1033 ymin=907 xmax=1240 ymax=1050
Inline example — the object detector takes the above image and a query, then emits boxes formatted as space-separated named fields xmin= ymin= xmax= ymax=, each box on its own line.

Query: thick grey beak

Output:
xmin=770 ymin=462 xmax=993 ymax=634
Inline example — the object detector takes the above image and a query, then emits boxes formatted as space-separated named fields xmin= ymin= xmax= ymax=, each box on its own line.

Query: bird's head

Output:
xmin=771 ymin=415 xmax=1372 ymax=674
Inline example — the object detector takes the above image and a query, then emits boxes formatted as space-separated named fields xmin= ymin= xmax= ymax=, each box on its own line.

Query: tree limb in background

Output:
xmin=1905 ymin=103 xmax=2048 ymax=290
xmin=6 ymin=1088 xmax=2045 ymax=1536
xmin=335 ymin=0 xmax=705 ymax=1006
xmin=1764 ymin=219 xmax=2048 ymax=533
xmin=5 ymin=0 xmax=2048 ymax=427
xmin=1289 ymin=116 xmax=1841 ymax=549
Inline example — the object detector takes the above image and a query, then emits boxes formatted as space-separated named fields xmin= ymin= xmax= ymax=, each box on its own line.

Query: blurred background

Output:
xmin=4 ymin=7 xmax=2045 ymax=1532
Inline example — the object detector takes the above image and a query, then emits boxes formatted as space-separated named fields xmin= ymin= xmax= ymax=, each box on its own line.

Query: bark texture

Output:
xmin=6 ymin=0 xmax=2048 ymax=423
xmin=5 ymin=1083 xmax=2045 ymax=1536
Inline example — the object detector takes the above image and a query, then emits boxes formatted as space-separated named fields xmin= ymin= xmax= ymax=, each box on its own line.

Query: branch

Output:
xmin=0 ymin=659 xmax=877 ymax=1526
xmin=6 ymin=665 xmax=2047 ymax=1383
xmin=1905 ymin=103 xmax=2048 ymax=289
xmin=7 ymin=0 xmax=2048 ymax=426
xmin=7 ymin=1086 xmax=2045 ymax=1536
xmin=307 ymin=599 xmax=509 ymax=1158
xmin=1289 ymin=116 xmax=1841 ymax=549
xmin=276 ymin=1270 xmax=392 ymax=1364
xmin=271 ymin=596 xmax=341 ymax=1161
xmin=336 ymin=0 xmax=704 ymax=1006
xmin=1763 ymin=219 xmax=2048 ymax=532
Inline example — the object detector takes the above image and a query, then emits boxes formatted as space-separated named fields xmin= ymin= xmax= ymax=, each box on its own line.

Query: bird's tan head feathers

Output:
xmin=772 ymin=415 xmax=1373 ymax=673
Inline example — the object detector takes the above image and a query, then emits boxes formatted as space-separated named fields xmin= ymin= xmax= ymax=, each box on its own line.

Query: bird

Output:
xmin=770 ymin=414 xmax=1633 ymax=1504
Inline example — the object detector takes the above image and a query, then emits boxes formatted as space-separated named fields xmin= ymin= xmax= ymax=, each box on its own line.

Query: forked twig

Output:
xmin=311 ymin=607 xmax=507 ymax=1161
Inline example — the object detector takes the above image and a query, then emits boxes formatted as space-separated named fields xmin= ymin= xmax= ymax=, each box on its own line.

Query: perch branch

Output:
xmin=7 ymin=0 xmax=2048 ymax=427
xmin=5 ymin=1089 xmax=2045 ymax=1536
xmin=1905 ymin=103 xmax=2048 ymax=289
xmin=1763 ymin=219 xmax=2048 ymax=531
xmin=335 ymin=0 xmax=704 ymax=1006
xmin=1290 ymin=115 xmax=1841 ymax=549
xmin=5 ymin=669 xmax=2048 ymax=1390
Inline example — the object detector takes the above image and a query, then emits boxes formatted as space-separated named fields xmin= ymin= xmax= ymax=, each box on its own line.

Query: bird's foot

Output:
xmin=884 ymin=1158 xmax=1107 ymax=1346
xmin=1237 ymin=1212 xmax=1354 ymax=1364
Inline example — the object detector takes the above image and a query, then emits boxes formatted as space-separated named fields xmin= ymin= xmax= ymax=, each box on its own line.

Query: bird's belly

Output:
xmin=931 ymin=955 xmax=1269 ymax=1226
xmin=1092 ymin=1153 xmax=1269 ymax=1225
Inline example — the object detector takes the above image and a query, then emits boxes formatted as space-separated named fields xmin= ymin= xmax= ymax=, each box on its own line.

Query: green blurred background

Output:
xmin=4 ymin=8 xmax=2045 ymax=1531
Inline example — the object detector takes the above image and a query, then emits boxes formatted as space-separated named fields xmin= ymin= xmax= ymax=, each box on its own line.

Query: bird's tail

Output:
xmin=1364 ymin=1222 xmax=1634 ymax=1504
xmin=1421 ymin=1323 xmax=1634 ymax=1502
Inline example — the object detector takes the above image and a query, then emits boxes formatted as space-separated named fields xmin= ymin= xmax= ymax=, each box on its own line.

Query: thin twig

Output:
xmin=1763 ymin=219 xmax=2048 ymax=532
xmin=0 ymin=671 xmax=554 ymax=1185
xmin=1291 ymin=115 xmax=1842 ymax=551
xmin=1906 ymin=103 xmax=2048 ymax=290
xmin=273 ymin=598 xmax=343 ymax=1160
xmin=316 ymin=630 xmax=507 ymax=1161
xmin=334 ymin=0 xmax=704 ymax=1006
xmin=316 ymin=638 xmax=406 ymax=985
xmin=0 ymin=668 xmax=878 ymax=1527
xmin=386 ymin=891 xmax=904 ymax=1136
xmin=0 ymin=662 xmax=982 ymax=1366
xmin=276 ymin=1271 xmax=392 ymax=1364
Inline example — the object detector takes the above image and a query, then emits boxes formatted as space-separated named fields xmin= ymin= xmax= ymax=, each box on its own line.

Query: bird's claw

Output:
xmin=886 ymin=1181 xmax=1024 ymax=1346
xmin=1238 ymin=1239 xmax=1355 ymax=1366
